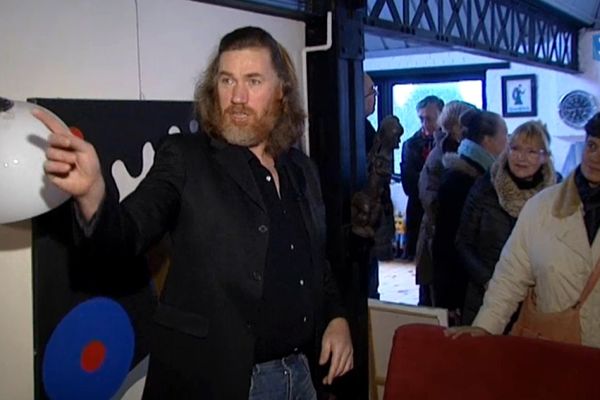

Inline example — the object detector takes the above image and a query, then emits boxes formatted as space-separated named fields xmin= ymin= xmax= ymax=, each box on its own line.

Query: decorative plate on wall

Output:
xmin=558 ymin=90 xmax=598 ymax=129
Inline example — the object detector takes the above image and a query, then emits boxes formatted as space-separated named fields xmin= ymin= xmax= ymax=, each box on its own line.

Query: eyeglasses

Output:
xmin=508 ymin=145 xmax=547 ymax=162
xmin=365 ymin=87 xmax=378 ymax=98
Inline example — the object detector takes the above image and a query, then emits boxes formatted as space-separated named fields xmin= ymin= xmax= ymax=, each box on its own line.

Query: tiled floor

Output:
xmin=378 ymin=259 xmax=419 ymax=305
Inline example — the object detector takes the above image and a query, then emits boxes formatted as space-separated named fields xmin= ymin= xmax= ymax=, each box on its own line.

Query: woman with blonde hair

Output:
xmin=455 ymin=120 xmax=557 ymax=325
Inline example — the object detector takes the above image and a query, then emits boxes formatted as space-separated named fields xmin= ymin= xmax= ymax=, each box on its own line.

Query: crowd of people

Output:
xmin=360 ymin=71 xmax=600 ymax=350
xmin=388 ymin=91 xmax=600 ymax=349
xmin=449 ymin=113 xmax=600 ymax=348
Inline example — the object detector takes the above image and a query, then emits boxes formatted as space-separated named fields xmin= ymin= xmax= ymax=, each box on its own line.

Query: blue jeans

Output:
xmin=248 ymin=353 xmax=317 ymax=400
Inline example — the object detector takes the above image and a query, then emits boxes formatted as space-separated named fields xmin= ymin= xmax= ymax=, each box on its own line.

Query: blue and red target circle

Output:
xmin=42 ymin=297 xmax=135 ymax=400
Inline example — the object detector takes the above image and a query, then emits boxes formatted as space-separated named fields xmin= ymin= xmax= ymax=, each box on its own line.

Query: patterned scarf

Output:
xmin=490 ymin=149 xmax=555 ymax=218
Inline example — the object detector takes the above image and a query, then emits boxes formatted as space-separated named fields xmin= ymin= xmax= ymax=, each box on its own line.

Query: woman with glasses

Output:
xmin=455 ymin=120 xmax=557 ymax=325
xmin=448 ymin=112 xmax=600 ymax=348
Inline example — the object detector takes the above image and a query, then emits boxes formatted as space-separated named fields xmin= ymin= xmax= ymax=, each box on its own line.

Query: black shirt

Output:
xmin=575 ymin=166 xmax=600 ymax=245
xmin=246 ymin=150 xmax=315 ymax=363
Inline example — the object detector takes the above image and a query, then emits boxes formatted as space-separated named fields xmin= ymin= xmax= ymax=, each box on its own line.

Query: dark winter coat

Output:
xmin=401 ymin=129 xmax=435 ymax=257
xmin=456 ymin=151 xmax=556 ymax=324
xmin=401 ymin=129 xmax=435 ymax=198
xmin=366 ymin=119 xmax=395 ymax=260
xmin=432 ymin=153 xmax=485 ymax=311
xmin=415 ymin=133 xmax=459 ymax=284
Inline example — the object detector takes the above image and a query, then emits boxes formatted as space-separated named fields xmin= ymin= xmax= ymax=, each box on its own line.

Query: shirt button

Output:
xmin=252 ymin=271 xmax=262 ymax=281
xmin=266 ymin=176 xmax=272 ymax=182
xmin=290 ymin=244 xmax=295 ymax=250
xmin=299 ymin=279 xmax=304 ymax=286
xmin=303 ymin=316 xmax=307 ymax=322
xmin=258 ymin=225 xmax=268 ymax=233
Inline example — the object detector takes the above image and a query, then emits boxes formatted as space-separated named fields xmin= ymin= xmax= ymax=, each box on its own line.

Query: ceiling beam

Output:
xmin=366 ymin=0 xmax=580 ymax=72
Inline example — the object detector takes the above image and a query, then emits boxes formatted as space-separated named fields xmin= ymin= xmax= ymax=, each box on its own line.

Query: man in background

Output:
xmin=361 ymin=73 xmax=402 ymax=298
xmin=364 ymin=73 xmax=377 ymax=155
xmin=400 ymin=95 xmax=444 ymax=261
xmin=363 ymin=73 xmax=380 ymax=298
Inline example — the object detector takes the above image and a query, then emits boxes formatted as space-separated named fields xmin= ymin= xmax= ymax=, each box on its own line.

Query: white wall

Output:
xmin=365 ymin=33 xmax=600 ymax=174
xmin=0 ymin=1 xmax=305 ymax=398
xmin=486 ymin=30 xmax=600 ymax=174
xmin=0 ymin=221 xmax=33 ymax=400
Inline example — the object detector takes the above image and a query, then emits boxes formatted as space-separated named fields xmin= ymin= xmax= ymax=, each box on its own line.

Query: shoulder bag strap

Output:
xmin=575 ymin=256 xmax=600 ymax=309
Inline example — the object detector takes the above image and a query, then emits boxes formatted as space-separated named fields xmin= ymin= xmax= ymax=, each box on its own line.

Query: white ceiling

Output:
xmin=364 ymin=35 xmax=447 ymax=58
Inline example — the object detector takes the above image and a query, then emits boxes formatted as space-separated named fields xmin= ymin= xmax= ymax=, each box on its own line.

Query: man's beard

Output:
xmin=218 ymin=102 xmax=280 ymax=148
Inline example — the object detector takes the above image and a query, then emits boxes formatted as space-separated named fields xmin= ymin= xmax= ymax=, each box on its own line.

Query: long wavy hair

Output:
xmin=437 ymin=100 xmax=476 ymax=141
xmin=194 ymin=27 xmax=306 ymax=156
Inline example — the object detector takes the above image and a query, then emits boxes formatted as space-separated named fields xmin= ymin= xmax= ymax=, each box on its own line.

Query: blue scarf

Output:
xmin=458 ymin=139 xmax=496 ymax=171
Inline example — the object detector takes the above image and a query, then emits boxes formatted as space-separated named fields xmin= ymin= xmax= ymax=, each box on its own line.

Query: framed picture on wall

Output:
xmin=501 ymin=74 xmax=537 ymax=117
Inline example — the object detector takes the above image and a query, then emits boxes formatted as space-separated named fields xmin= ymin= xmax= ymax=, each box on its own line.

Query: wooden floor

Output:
xmin=378 ymin=259 xmax=419 ymax=305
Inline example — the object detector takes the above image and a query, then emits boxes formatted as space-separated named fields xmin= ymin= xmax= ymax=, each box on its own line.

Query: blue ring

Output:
xmin=42 ymin=297 xmax=134 ymax=400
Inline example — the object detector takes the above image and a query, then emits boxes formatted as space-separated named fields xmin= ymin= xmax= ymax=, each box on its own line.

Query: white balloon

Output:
xmin=0 ymin=98 xmax=71 ymax=224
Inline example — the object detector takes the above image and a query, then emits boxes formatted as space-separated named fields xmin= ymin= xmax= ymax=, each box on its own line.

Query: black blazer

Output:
xmin=85 ymin=132 xmax=345 ymax=399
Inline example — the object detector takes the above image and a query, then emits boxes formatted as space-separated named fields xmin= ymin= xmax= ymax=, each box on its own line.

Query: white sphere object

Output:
xmin=0 ymin=98 xmax=71 ymax=224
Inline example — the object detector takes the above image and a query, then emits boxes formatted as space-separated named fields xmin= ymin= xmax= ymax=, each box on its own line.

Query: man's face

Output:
xmin=417 ymin=103 xmax=441 ymax=136
xmin=216 ymin=47 xmax=283 ymax=148
xmin=581 ymin=136 xmax=600 ymax=187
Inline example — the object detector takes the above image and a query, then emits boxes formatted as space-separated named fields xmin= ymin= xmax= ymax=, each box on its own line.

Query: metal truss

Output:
xmin=366 ymin=0 xmax=581 ymax=72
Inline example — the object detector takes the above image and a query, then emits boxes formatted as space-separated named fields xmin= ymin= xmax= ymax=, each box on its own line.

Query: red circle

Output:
xmin=80 ymin=340 xmax=106 ymax=373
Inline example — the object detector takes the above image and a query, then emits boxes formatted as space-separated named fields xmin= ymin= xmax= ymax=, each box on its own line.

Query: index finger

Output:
xmin=326 ymin=356 xmax=339 ymax=384
xmin=444 ymin=328 xmax=464 ymax=339
xmin=32 ymin=108 xmax=70 ymax=136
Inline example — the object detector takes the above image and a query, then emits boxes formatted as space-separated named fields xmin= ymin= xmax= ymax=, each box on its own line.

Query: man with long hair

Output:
xmin=37 ymin=26 xmax=352 ymax=399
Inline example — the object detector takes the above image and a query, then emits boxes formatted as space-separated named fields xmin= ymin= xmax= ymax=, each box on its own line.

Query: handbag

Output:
xmin=510 ymin=257 xmax=600 ymax=345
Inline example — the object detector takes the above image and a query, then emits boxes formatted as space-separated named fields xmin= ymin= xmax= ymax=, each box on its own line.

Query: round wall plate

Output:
xmin=558 ymin=90 xmax=598 ymax=129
